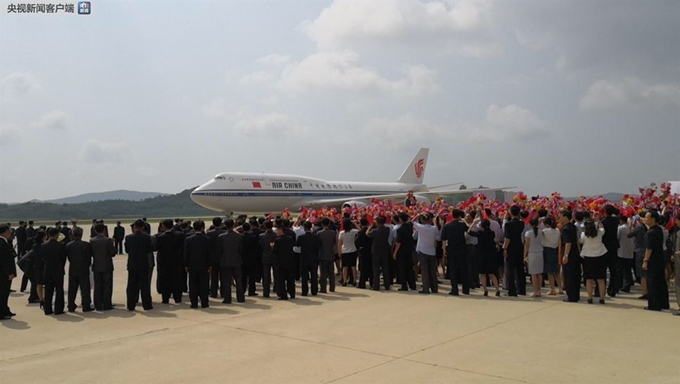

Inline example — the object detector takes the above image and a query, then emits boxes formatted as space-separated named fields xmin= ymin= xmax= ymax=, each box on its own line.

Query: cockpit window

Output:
xmin=215 ymin=176 xmax=226 ymax=180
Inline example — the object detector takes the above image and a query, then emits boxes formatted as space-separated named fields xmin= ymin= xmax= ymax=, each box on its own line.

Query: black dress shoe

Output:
xmin=599 ymin=299 xmax=605 ymax=304
xmin=222 ymin=300 xmax=231 ymax=304
xmin=587 ymin=299 xmax=593 ymax=304
xmin=54 ymin=311 xmax=65 ymax=315
xmin=562 ymin=299 xmax=577 ymax=303
xmin=190 ymin=305 xmax=198 ymax=309
xmin=7 ymin=312 xmax=16 ymax=317
xmin=419 ymin=291 xmax=430 ymax=294
xmin=68 ymin=309 xmax=76 ymax=313
xmin=448 ymin=291 xmax=459 ymax=296
xmin=398 ymin=288 xmax=408 ymax=291
xmin=638 ymin=294 xmax=648 ymax=300
xmin=278 ymin=297 xmax=288 ymax=301
xmin=28 ymin=299 xmax=41 ymax=304
xmin=83 ymin=308 xmax=95 ymax=313
xmin=9 ymin=289 xmax=16 ymax=293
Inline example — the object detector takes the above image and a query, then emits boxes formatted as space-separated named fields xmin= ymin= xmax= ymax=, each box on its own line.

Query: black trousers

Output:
xmin=613 ymin=257 xmax=634 ymax=292
xmin=358 ymin=254 xmax=373 ymax=288
xmin=372 ymin=252 xmax=391 ymax=290
xmin=275 ymin=264 xmax=296 ymax=299
xmin=605 ymin=252 xmax=618 ymax=295
xmin=262 ymin=263 xmax=275 ymax=297
xmin=319 ymin=260 xmax=336 ymax=293
xmin=43 ymin=274 xmax=65 ymax=314
xmin=20 ymin=273 xmax=29 ymax=291
xmin=67 ymin=273 xmax=92 ymax=311
xmin=564 ymin=261 xmax=581 ymax=302
xmin=449 ymin=248 xmax=470 ymax=295
xmin=220 ymin=266 xmax=244 ymax=303
xmin=467 ymin=245 xmax=480 ymax=288
xmin=293 ymin=253 xmax=301 ymax=281
xmin=0 ymin=278 xmax=11 ymax=316
xmin=210 ymin=262 xmax=221 ymax=298
xmin=300 ymin=261 xmax=319 ymax=296
xmin=93 ymin=271 xmax=113 ymax=310
xmin=241 ymin=263 xmax=260 ymax=296
xmin=127 ymin=270 xmax=153 ymax=310
xmin=158 ymin=267 xmax=183 ymax=303
xmin=419 ymin=253 xmax=438 ymax=293
xmin=646 ymin=266 xmax=669 ymax=311
xmin=397 ymin=252 xmax=416 ymax=290
xmin=188 ymin=269 xmax=209 ymax=308
xmin=505 ymin=254 xmax=526 ymax=296
xmin=114 ymin=239 xmax=123 ymax=254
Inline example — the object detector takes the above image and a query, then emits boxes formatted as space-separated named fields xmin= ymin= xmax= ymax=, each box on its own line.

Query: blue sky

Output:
xmin=1 ymin=0 xmax=678 ymax=202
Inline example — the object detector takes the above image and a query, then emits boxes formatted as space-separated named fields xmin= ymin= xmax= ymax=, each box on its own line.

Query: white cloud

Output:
xmin=255 ymin=54 xmax=292 ymax=67
xmin=278 ymin=50 xmax=440 ymax=96
xmin=78 ymin=139 xmax=131 ymax=164
xmin=579 ymin=78 xmax=680 ymax=110
xmin=362 ymin=114 xmax=455 ymax=149
xmin=306 ymin=0 xmax=490 ymax=49
xmin=1 ymin=72 xmax=40 ymax=97
xmin=32 ymin=110 xmax=69 ymax=130
xmin=0 ymin=127 xmax=20 ymax=147
xmin=470 ymin=104 xmax=548 ymax=142
xmin=203 ymin=100 xmax=306 ymax=138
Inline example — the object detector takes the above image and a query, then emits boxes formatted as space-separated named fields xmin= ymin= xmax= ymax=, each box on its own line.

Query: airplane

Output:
xmin=190 ymin=148 xmax=510 ymax=215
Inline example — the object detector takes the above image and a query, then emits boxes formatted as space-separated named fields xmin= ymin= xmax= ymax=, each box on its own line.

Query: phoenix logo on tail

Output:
xmin=415 ymin=159 xmax=424 ymax=179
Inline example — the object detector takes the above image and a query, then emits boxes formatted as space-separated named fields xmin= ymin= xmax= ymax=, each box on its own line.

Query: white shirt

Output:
xmin=541 ymin=228 xmax=560 ymax=248
xmin=579 ymin=228 xmax=607 ymax=257
xmin=617 ymin=225 xmax=634 ymax=259
xmin=414 ymin=222 xmax=438 ymax=256
xmin=292 ymin=226 xmax=305 ymax=253
xmin=338 ymin=229 xmax=358 ymax=253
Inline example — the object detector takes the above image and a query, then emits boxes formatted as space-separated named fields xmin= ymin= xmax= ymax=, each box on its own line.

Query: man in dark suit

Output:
xmin=259 ymin=221 xmax=277 ymax=298
xmin=113 ymin=221 xmax=125 ymax=255
xmin=296 ymin=221 xmax=320 ymax=296
xmin=184 ymin=221 xmax=211 ymax=308
xmin=0 ymin=224 xmax=17 ymax=320
xmin=66 ymin=227 xmax=93 ymax=312
xmin=272 ymin=226 xmax=296 ymax=300
xmin=125 ymin=220 xmax=154 ymax=311
xmin=91 ymin=223 xmax=116 ymax=311
xmin=59 ymin=221 xmax=71 ymax=244
xmin=217 ymin=219 xmax=245 ymax=304
xmin=367 ymin=216 xmax=392 ymax=291
xmin=317 ymin=218 xmax=337 ymax=293
xmin=42 ymin=228 xmax=67 ymax=315
xmin=90 ymin=219 xmax=97 ymax=238
xmin=15 ymin=221 xmax=27 ymax=257
xmin=443 ymin=209 xmax=470 ymax=296
xmin=241 ymin=222 xmax=261 ymax=297
xmin=155 ymin=219 xmax=185 ymax=304
xmin=393 ymin=213 xmax=417 ymax=291
xmin=207 ymin=217 xmax=226 ymax=298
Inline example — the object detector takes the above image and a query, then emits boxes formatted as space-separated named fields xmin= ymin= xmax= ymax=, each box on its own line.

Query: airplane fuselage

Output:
xmin=190 ymin=172 xmax=425 ymax=213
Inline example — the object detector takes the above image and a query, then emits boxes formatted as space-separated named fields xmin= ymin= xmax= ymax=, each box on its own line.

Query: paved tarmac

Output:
xmin=1 ymin=255 xmax=678 ymax=384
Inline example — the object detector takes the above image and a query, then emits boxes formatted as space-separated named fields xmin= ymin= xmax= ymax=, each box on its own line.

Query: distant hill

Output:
xmin=46 ymin=190 xmax=169 ymax=204
xmin=0 ymin=188 xmax=215 ymax=220
xmin=563 ymin=192 xmax=626 ymax=202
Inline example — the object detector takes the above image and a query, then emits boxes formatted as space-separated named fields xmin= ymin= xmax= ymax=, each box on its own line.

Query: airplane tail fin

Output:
xmin=397 ymin=148 xmax=429 ymax=185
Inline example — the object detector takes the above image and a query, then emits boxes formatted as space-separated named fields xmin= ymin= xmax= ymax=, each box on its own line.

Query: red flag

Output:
xmin=367 ymin=215 xmax=374 ymax=225
xmin=446 ymin=212 xmax=453 ymax=223
xmin=482 ymin=209 xmax=489 ymax=220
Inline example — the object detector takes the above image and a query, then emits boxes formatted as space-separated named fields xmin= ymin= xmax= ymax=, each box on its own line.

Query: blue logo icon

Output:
xmin=78 ymin=2 xmax=91 ymax=15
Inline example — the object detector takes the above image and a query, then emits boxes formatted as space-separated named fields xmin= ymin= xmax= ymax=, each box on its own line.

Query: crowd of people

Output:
xmin=1 ymin=187 xmax=679 ymax=321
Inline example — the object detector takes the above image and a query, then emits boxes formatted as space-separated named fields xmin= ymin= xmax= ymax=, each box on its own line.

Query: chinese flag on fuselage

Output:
xmin=252 ymin=182 xmax=262 ymax=188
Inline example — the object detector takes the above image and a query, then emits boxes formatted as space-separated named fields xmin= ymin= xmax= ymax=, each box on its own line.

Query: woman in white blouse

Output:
xmin=337 ymin=219 xmax=360 ymax=286
xmin=579 ymin=219 xmax=608 ymax=304
xmin=541 ymin=217 xmax=561 ymax=295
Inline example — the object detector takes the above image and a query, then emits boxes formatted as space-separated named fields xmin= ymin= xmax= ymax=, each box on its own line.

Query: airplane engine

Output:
xmin=413 ymin=194 xmax=431 ymax=205
xmin=342 ymin=201 xmax=369 ymax=209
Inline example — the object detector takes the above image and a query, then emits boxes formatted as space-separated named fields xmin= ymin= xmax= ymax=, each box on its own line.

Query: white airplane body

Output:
xmin=190 ymin=149 xmax=507 ymax=214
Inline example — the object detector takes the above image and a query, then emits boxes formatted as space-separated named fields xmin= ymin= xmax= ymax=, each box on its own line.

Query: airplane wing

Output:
xmin=304 ymin=187 xmax=515 ymax=208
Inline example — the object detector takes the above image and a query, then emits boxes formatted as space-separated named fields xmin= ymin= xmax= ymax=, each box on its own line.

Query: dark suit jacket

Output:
xmin=259 ymin=231 xmax=277 ymax=264
xmin=125 ymin=232 xmax=153 ymax=271
xmin=59 ymin=226 xmax=71 ymax=243
xmin=184 ymin=233 xmax=211 ymax=270
xmin=317 ymin=228 xmax=337 ymax=261
xmin=66 ymin=240 xmax=92 ymax=276
xmin=0 ymin=238 xmax=17 ymax=278
xmin=41 ymin=239 xmax=67 ymax=277
xmin=113 ymin=225 xmax=125 ymax=241
xmin=155 ymin=230 xmax=184 ymax=271
xmin=217 ymin=231 xmax=242 ymax=268
xmin=296 ymin=232 xmax=321 ymax=264
xmin=91 ymin=236 xmax=116 ymax=273
xmin=367 ymin=226 xmax=391 ymax=256
xmin=273 ymin=235 xmax=295 ymax=267
xmin=207 ymin=228 xmax=226 ymax=264
xmin=242 ymin=232 xmax=260 ymax=267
